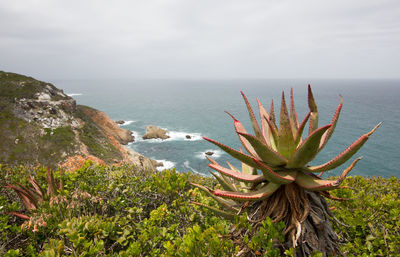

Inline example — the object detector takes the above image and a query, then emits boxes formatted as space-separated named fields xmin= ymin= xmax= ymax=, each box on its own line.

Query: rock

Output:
xmin=116 ymin=120 xmax=125 ymax=125
xmin=142 ymin=125 xmax=170 ymax=140
xmin=186 ymin=135 xmax=191 ymax=139
xmin=80 ymin=107 xmax=134 ymax=145
xmin=205 ymin=151 xmax=214 ymax=156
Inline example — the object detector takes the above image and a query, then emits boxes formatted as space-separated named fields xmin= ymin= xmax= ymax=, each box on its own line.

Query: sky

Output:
xmin=0 ymin=0 xmax=399 ymax=80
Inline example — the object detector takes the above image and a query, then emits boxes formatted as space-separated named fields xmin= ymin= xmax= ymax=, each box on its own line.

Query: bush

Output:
xmin=0 ymin=163 xmax=399 ymax=256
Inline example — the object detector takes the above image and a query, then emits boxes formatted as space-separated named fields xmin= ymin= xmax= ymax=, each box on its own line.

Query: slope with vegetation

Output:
xmin=0 ymin=163 xmax=399 ymax=256
xmin=0 ymin=71 xmax=157 ymax=170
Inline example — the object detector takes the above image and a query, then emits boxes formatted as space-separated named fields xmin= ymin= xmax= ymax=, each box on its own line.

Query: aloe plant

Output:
xmin=192 ymin=85 xmax=380 ymax=256
xmin=4 ymin=168 xmax=62 ymax=221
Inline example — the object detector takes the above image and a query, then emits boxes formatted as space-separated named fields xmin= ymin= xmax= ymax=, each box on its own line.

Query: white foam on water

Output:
xmin=155 ymin=159 xmax=176 ymax=171
xmin=183 ymin=160 xmax=202 ymax=175
xmin=66 ymin=93 xmax=83 ymax=96
xmin=131 ymin=131 xmax=141 ymax=142
xmin=120 ymin=120 xmax=135 ymax=126
xmin=195 ymin=149 xmax=224 ymax=159
xmin=140 ymin=129 xmax=203 ymax=143
xmin=166 ymin=131 xmax=202 ymax=141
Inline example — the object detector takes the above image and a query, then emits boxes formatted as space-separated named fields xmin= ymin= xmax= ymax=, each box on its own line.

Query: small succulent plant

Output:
xmin=191 ymin=85 xmax=380 ymax=255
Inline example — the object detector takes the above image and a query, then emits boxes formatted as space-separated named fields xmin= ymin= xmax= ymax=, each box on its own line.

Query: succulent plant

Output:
xmin=4 ymin=168 xmax=62 ymax=220
xmin=191 ymin=85 xmax=380 ymax=255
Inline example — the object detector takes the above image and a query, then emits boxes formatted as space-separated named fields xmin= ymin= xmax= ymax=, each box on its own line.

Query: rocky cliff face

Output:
xmin=0 ymin=71 xmax=158 ymax=171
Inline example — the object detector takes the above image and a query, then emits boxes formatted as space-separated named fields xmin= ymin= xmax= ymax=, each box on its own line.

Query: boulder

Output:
xmin=186 ymin=135 xmax=191 ymax=139
xmin=116 ymin=120 xmax=125 ymax=125
xmin=205 ymin=151 xmax=214 ymax=156
xmin=142 ymin=125 xmax=170 ymax=140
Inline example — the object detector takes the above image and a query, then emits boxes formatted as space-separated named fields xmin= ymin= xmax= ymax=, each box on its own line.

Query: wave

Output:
xmin=167 ymin=131 xmax=202 ymax=141
xmin=155 ymin=159 xmax=176 ymax=171
xmin=183 ymin=161 xmax=200 ymax=174
xmin=195 ymin=149 xmax=225 ymax=159
xmin=120 ymin=120 xmax=135 ymax=126
xmin=130 ymin=131 xmax=140 ymax=142
xmin=139 ymin=129 xmax=202 ymax=143
xmin=183 ymin=161 xmax=211 ymax=176
xmin=66 ymin=93 xmax=83 ymax=96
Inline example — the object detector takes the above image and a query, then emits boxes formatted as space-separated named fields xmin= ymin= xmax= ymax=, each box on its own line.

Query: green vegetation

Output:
xmin=75 ymin=106 xmax=123 ymax=163
xmin=0 ymin=163 xmax=398 ymax=256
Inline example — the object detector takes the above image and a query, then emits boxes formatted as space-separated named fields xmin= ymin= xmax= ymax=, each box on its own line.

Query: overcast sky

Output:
xmin=0 ymin=0 xmax=399 ymax=80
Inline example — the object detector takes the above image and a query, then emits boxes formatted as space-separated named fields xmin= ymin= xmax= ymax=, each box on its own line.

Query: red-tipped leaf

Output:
xmin=309 ymin=123 xmax=380 ymax=172
xmin=190 ymin=183 xmax=239 ymax=211
xmin=241 ymin=91 xmax=264 ymax=142
xmin=308 ymin=85 xmax=319 ymax=135
xmin=294 ymin=112 xmax=311 ymax=145
xmin=278 ymin=91 xmax=296 ymax=158
xmin=226 ymin=111 xmax=260 ymax=158
xmin=253 ymin=158 xmax=297 ymax=184
xmin=296 ymin=157 xmax=361 ymax=191
xmin=319 ymin=95 xmax=343 ymax=151
xmin=257 ymin=99 xmax=274 ymax=147
xmin=203 ymin=137 xmax=258 ymax=168
xmin=290 ymin=88 xmax=299 ymax=136
xmin=209 ymin=163 xmax=265 ymax=183
xmin=213 ymin=182 xmax=280 ymax=201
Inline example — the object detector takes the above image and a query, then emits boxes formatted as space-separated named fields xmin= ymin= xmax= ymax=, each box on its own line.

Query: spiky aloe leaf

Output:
xmin=278 ymin=92 xmax=296 ymax=158
xmin=190 ymin=201 xmax=236 ymax=220
xmin=208 ymin=157 xmax=238 ymax=189
xmin=318 ymin=95 xmax=343 ymax=151
xmin=46 ymin=168 xmax=57 ymax=197
xmin=309 ymin=123 xmax=381 ymax=172
xmin=203 ymin=137 xmax=258 ymax=168
xmin=237 ymin=132 xmax=287 ymax=166
xmin=241 ymin=91 xmax=264 ymax=142
xmin=296 ymin=157 xmax=361 ymax=190
xmin=308 ymin=85 xmax=319 ymax=135
xmin=15 ymin=182 xmax=41 ymax=201
xmin=263 ymin=115 xmax=279 ymax=148
xmin=226 ymin=111 xmax=259 ymax=158
xmin=190 ymin=183 xmax=240 ymax=212
xmin=209 ymin=163 xmax=265 ymax=183
xmin=29 ymin=175 xmax=44 ymax=200
xmin=253 ymin=159 xmax=297 ymax=184
xmin=257 ymin=99 xmax=275 ymax=148
xmin=7 ymin=211 xmax=30 ymax=220
xmin=4 ymin=184 xmax=37 ymax=210
xmin=210 ymin=171 xmax=237 ymax=192
xmin=212 ymin=182 xmax=280 ymax=201
xmin=290 ymin=88 xmax=299 ymax=137
xmin=270 ymin=99 xmax=276 ymax=124
xmin=286 ymin=124 xmax=332 ymax=168
xmin=294 ymin=112 xmax=310 ymax=145
xmin=205 ymin=156 xmax=218 ymax=165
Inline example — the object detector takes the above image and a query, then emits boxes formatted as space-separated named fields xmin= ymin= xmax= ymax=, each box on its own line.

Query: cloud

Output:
xmin=0 ymin=0 xmax=399 ymax=79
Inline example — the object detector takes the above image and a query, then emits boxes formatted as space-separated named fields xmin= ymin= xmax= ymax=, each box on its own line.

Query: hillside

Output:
xmin=0 ymin=71 xmax=158 ymax=170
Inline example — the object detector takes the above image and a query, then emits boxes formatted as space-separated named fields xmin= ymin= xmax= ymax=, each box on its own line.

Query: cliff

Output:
xmin=0 ymin=71 xmax=158 ymax=171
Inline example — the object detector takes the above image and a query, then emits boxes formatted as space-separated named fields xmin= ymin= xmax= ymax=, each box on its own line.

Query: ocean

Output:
xmin=52 ymin=79 xmax=399 ymax=178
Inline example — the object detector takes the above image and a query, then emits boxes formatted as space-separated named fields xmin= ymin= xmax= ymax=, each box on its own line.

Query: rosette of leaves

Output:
xmin=4 ymin=168 xmax=62 ymax=221
xmin=191 ymin=85 xmax=380 ymax=256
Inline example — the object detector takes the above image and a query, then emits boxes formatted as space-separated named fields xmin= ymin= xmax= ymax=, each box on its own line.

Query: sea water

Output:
xmin=53 ymin=79 xmax=400 ymax=178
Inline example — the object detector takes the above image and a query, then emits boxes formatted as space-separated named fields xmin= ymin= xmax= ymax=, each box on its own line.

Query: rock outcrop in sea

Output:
xmin=0 ymin=71 xmax=158 ymax=171
xmin=142 ymin=125 xmax=170 ymax=140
